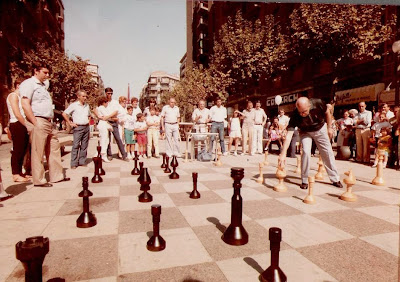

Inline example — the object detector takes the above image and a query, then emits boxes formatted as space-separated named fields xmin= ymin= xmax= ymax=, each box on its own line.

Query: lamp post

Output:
xmin=392 ymin=40 xmax=400 ymax=106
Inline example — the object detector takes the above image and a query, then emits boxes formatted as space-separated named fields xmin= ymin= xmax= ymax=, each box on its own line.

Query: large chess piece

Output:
xmin=96 ymin=141 xmax=105 ymax=175
xmin=91 ymin=157 xmax=103 ymax=183
xmin=147 ymin=204 xmax=166 ymax=251
xmin=161 ymin=153 xmax=167 ymax=169
xmin=189 ymin=172 xmax=201 ymax=199
xmin=214 ymin=151 xmax=222 ymax=167
xmin=372 ymin=152 xmax=385 ymax=186
xmin=257 ymin=162 xmax=264 ymax=184
xmin=303 ymin=176 xmax=316 ymax=204
xmin=294 ymin=155 xmax=301 ymax=174
xmin=222 ymin=167 xmax=249 ymax=246
xmin=263 ymin=151 xmax=269 ymax=166
xmin=340 ymin=169 xmax=357 ymax=202
xmin=259 ymin=228 xmax=287 ymax=282
xmin=16 ymin=236 xmax=50 ymax=282
xmin=169 ymin=156 xmax=179 ymax=179
xmin=163 ymin=156 xmax=171 ymax=173
xmin=76 ymin=177 xmax=97 ymax=228
xmin=138 ymin=168 xmax=153 ymax=202
xmin=137 ymin=162 xmax=144 ymax=183
xmin=314 ymin=156 xmax=325 ymax=180
xmin=274 ymin=165 xmax=287 ymax=192
xmin=131 ymin=151 xmax=140 ymax=175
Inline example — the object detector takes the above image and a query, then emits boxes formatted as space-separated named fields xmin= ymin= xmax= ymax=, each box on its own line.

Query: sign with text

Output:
xmin=334 ymin=83 xmax=384 ymax=106
xmin=266 ymin=93 xmax=299 ymax=107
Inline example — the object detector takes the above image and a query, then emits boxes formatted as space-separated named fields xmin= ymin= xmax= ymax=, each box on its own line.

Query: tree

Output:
xmin=10 ymin=43 xmax=98 ymax=109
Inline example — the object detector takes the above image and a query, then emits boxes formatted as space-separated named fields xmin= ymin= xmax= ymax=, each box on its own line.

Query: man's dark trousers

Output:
xmin=71 ymin=125 xmax=90 ymax=167
xmin=107 ymin=121 xmax=127 ymax=159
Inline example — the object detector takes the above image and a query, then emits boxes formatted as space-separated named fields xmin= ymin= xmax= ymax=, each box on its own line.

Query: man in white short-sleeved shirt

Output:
xmin=62 ymin=90 xmax=91 ymax=169
xmin=252 ymin=101 xmax=268 ymax=154
xmin=161 ymin=98 xmax=181 ymax=157
xmin=209 ymin=97 xmax=227 ymax=155
xmin=278 ymin=109 xmax=290 ymax=130
xmin=20 ymin=62 xmax=69 ymax=186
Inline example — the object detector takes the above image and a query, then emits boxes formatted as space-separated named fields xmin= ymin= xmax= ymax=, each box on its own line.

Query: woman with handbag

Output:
xmin=96 ymin=96 xmax=116 ymax=162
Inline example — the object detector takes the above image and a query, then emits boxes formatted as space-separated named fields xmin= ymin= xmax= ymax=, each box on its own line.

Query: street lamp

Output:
xmin=392 ymin=40 xmax=400 ymax=106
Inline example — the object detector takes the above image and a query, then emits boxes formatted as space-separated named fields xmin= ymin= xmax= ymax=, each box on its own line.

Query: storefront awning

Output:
xmin=334 ymin=83 xmax=384 ymax=106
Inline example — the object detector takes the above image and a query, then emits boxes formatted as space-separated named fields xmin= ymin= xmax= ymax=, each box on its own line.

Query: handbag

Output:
xmin=197 ymin=149 xmax=213 ymax=162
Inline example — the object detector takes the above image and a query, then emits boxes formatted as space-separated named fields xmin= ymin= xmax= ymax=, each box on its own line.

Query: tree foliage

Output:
xmin=290 ymin=4 xmax=395 ymax=66
xmin=10 ymin=43 xmax=98 ymax=108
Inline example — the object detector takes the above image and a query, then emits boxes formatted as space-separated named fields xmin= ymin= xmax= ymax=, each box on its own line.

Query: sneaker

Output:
xmin=332 ymin=181 xmax=343 ymax=188
xmin=240 ymin=153 xmax=245 ymax=156
xmin=299 ymin=183 xmax=308 ymax=190
xmin=223 ymin=152 xmax=228 ymax=156
xmin=102 ymin=156 xmax=110 ymax=163
xmin=127 ymin=153 xmax=133 ymax=160
xmin=233 ymin=151 xmax=237 ymax=156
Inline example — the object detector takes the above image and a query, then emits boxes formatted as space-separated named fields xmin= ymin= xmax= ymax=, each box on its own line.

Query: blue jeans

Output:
xmin=107 ymin=121 xmax=127 ymax=158
xmin=210 ymin=122 xmax=226 ymax=153
xmin=71 ymin=125 xmax=90 ymax=167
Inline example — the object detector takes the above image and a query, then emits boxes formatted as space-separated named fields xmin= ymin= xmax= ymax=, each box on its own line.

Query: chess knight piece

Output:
xmin=164 ymin=156 xmax=172 ymax=173
xmin=372 ymin=151 xmax=385 ymax=186
xmin=214 ymin=150 xmax=222 ymax=167
xmin=222 ymin=167 xmax=249 ymax=246
xmin=147 ymin=204 xmax=166 ymax=251
xmin=161 ymin=153 xmax=167 ymax=169
xmin=294 ymin=155 xmax=301 ymax=174
xmin=169 ymin=156 xmax=179 ymax=179
xmin=96 ymin=141 xmax=105 ymax=175
xmin=314 ymin=156 xmax=325 ymax=180
xmin=274 ymin=165 xmax=287 ymax=192
xmin=303 ymin=176 xmax=316 ymax=204
xmin=131 ymin=151 xmax=140 ymax=175
xmin=16 ymin=236 xmax=50 ymax=282
xmin=259 ymin=227 xmax=287 ymax=282
xmin=189 ymin=172 xmax=201 ymax=199
xmin=263 ymin=151 xmax=269 ymax=166
xmin=257 ymin=162 xmax=264 ymax=184
xmin=340 ymin=169 xmax=357 ymax=202
xmin=91 ymin=157 xmax=103 ymax=183
xmin=77 ymin=177 xmax=97 ymax=228
xmin=138 ymin=168 xmax=153 ymax=202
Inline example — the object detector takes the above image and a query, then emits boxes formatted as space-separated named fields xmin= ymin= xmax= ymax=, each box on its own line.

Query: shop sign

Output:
xmin=266 ymin=93 xmax=299 ymax=107
xmin=334 ymin=83 xmax=384 ymax=106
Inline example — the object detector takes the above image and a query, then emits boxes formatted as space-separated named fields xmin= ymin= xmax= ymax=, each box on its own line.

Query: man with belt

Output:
xmin=238 ymin=101 xmax=254 ymax=156
xmin=210 ymin=97 xmax=228 ymax=155
xmin=20 ymin=62 xmax=70 ymax=187
xmin=252 ymin=100 xmax=267 ymax=155
xmin=192 ymin=100 xmax=210 ymax=151
xmin=355 ymin=101 xmax=372 ymax=164
xmin=62 ymin=90 xmax=91 ymax=169
xmin=278 ymin=97 xmax=342 ymax=189
xmin=161 ymin=97 xmax=181 ymax=157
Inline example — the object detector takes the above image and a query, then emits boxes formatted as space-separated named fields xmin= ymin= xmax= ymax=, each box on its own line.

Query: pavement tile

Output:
xmin=201 ymin=180 xmax=234 ymax=190
xmin=0 ymin=246 xmax=20 ymax=282
xmin=243 ymin=199 xmax=303 ymax=220
xmin=119 ymin=183 xmax=166 ymax=196
xmin=0 ymin=201 xmax=65 ymax=220
xmin=298 ymin=238 xmax=398 ymax=282
xmin=169 ymin=191 xmax=225 ymax=206
xmin=277 ymin=196 xmax=349 ymax=214
xmin=162 ymin=181 xmax=209 ymax=194
xmin=118 ymin=227 xmax=213 ymax=274
xmin=356 ymin=205 xmax=399 ymax=225
xmin=318 ymin=193 xmax=389 ymax=208
xmin=356 ymin=190 xmax=400 ymax=205
xmin=10 ymin=187 xmax=75 ymax=203
xmin=214 ymin=187 xmax=271 ymax=202
xmin=360 ymin=232 xmax=399 ymax=257
xmin=119 ymin=194 xmax=175 ymax=211
xmin=256 ymin=214 xmax=354 ymax=248
xmin=57 ymin=197 xmax=119 ymax=216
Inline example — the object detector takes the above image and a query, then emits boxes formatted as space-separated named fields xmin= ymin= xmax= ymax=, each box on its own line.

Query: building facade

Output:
xmin=139 ymin=71 xmax=180 ymax=109
xmin=0 ymin=0 xmax=65 ymax=128
xmin=86 ymin=63 xmax=104 ymax=89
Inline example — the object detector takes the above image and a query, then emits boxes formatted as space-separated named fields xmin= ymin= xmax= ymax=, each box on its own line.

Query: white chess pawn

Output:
xmin=303 ymin=176 xmax=316 ymax=204
xmin=257 ymin=162 xmax=264 ymax=184
xmin=274 ymin=165 xmax=287 ymax=192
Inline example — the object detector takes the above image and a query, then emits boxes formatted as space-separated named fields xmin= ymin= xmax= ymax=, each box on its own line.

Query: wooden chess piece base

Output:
xmin=257 ymin=163 xmax=264 ymax=184
xmin=77 ymin=212 xmax=97 ymax=228
xmin=147 ymin=235 xmax=166 ymax=252
xmin=340 ymin=190 xmax=357 ymax=202
xmin=263 ymin=151 xmax=269 ymax=166
xmin=138 ymin=191 xmax=153 ymax=202
xmin=303 ymin=176 xmax=316 ymax=204
xmin=273 ymin=180 xmax=288 ymax=192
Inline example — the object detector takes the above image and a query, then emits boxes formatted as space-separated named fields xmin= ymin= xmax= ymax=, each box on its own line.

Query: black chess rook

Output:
xmin=222 ymin=167 xmax=248 ymax=246
xmin=131 ymin=151 xmax=140 ymax=175
xmin=91 ymin=157 xmax=103 ymax=183
xmin=147 ymin=204 xmax=166 ymax=252
xmin=260 ymin=227 xmax=287 ymax=282
xmin=96 ymin=141 xmax=105 ymax=175
xmin=77 ymin=177 xmax=97 ymax=228
xmin=16 ymin=236 xmax=50 ymax=282
xmin=161 ymin=153 xmax=167 ymax=168
xmin=169 ymin=155 xmax=179 ymax=179
xmin=189 ymin=172 xmax=201 ymax=199
xmin=164 ymin=156 xmax=171 ymax=173
xmin=138 ymin=168 xmax=153 ymax=202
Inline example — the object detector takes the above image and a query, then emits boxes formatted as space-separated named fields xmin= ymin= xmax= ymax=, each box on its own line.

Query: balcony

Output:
xmin=196 ymin=17 xmax=208 ymax=30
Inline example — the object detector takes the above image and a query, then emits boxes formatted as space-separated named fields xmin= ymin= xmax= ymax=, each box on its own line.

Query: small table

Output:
xmin=185 ymin=132 xmax=219 ymax=162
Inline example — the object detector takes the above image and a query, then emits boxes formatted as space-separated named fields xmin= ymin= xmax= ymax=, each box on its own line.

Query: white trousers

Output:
xmin=165 ymin=123 xmax=180 ymax=157
xmin=242 ymin=125 xmax=253 ymax=154
xmin=252 ymin=125 xmax=264 ymax=154
xmin=98 ymin=122 xmax=110 ymax=155
xmin=147 ymin=128 xmax=160 ymax=157
xmin=300 ymin=124 xmax=340 ymax=184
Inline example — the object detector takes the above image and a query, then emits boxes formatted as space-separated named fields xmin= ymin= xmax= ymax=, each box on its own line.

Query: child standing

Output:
xmin=373 ymin=127 xmax=392 ymax=168
xmin=134 ymin=113 xmax=148 ymax=158
xmin=146 ymin=107 xmax=161 ymax=158
xmin=124 ymin=106 xmax=136 ymax=159
xmin=227 ymin=111 xmax=242 ymax=156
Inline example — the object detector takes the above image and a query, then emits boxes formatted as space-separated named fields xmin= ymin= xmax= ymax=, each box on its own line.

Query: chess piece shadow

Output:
xmin=47 ymin=278 xmax=66 ymax=282
xmin=243 ymin=257 xmax=264 ymax=274
xmin=207 ymin=217 xmax=226 ymax=233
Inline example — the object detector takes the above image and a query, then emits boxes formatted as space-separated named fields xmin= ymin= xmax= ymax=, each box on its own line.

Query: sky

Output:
xmin=63 ymin=0 xmax=186 ymax=99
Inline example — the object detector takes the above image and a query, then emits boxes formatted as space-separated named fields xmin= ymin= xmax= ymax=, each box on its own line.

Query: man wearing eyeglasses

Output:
xmin=355 ymin=101 xmax=372 ymax=164
xmin=278 ymin=97 xmax=342 ymax=190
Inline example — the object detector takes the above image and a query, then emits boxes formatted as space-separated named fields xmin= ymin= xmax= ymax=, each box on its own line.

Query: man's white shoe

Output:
xmin=127 ymin=153 xmax=133 ymax=159
xmin=223 ymin=152 xmax=228 ymax=156
xmin=240 ymin=153 xmax=245 ymax=156
xmin=233 ymin=151 xmax=237 ymax=156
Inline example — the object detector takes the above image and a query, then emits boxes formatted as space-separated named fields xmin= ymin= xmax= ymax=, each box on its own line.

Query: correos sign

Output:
xmin=266 ymin=93 xmax=299 ymax=107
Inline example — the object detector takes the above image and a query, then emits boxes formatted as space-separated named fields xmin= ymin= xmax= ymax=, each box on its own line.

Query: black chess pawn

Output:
xmin=76 ymin=177 xmax=97 ymax=228
xmin=16 ymin=236 xmax=50 ymax=282
xmin=138 ymin=168 xmax=153 ymax=202
xmin=189 ymin=172 xmax=200 ymax=199
xmin=131 ymin=153 xmax=140 ymax=175
xmin=169 ymin=155 xmax=179 ymax=179
xmin=133 ymin=150 xmax=139 ymax=161
xmin=222 ymin=167 xmax=248 ymax=246
xmin=163 ymin=156 xmax=171 ymax=173
xmin=161 ymin=153 xmax=167 ymax=169
xmin=260 ymin=227 xmax=287 ymax=282
xmin=96 ymin=141 xmax=105 ymax=175
xmin=147 ymin=204 xmax=166 ymax=251
xmin=137 ymin=162 xmax=144 ymax=184
xmin=91 ymin=157 xmax=103 ymax=183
